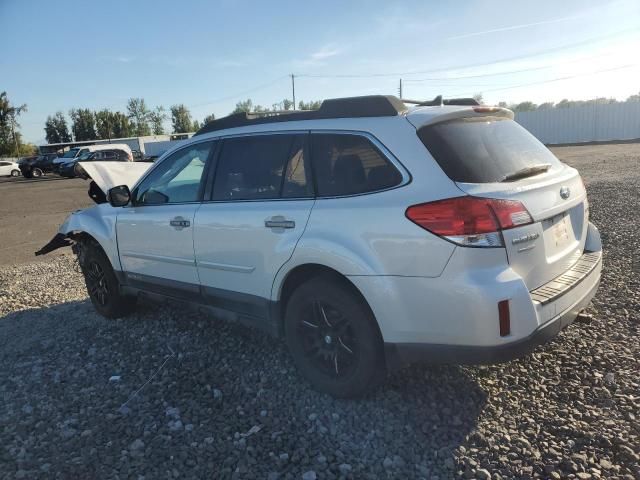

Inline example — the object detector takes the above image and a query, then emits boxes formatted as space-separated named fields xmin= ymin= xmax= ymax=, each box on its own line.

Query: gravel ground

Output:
xmin=1 ymin=144 xmax=639 ymax=479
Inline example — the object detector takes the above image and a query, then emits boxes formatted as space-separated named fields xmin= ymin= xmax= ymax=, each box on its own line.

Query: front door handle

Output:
xmin=170 ymin=216 xmax=191 ymax=230
xmin=265 ymin=215 xmax=295 ymax=229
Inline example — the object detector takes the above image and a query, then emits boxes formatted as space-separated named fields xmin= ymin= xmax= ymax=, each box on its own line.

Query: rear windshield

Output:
xmin=62 ymin=148 xmax=80 ymax=158
xmin=417 ymin=117 xmax=562 ymax=183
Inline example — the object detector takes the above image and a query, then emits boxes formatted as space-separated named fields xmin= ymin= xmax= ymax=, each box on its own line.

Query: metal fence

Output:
xmin=515 ymin=102 xmax=640 ymax=145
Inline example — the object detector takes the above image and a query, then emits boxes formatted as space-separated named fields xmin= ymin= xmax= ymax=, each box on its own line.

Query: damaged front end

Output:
xmin=35 ymin=233 xmax=75 ymax=256
xmin=35 ymin=160 xmax=151 ymax=265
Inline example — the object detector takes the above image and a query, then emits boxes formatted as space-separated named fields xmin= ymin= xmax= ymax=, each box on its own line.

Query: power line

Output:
xmin=295 ymin=27 xmax=638 ymax=79
xmin=402 ymin=52 xmax=611 ymax=83
xmin=445 ymin=63 xmax=639 ymax=98
xmin=187 ymin=75 xmax=289 ymax=109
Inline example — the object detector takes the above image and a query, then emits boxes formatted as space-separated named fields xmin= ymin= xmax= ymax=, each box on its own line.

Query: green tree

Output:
xmin=44 ymin=116 xmax=60 ymax=144
xmin=0 ymin=92 xmax=27 ymax=156
xmin=626 ymin=91 xmax=640 ymax=102
xmin=94 ymin=109 xmax=117 ymax=140
xmin=511 ymin=101 xmax=537 ymax=112
xmin=192 ymin=119 xmax=201 ymax=131
xmin=69 ymin=108 xmax=97 ymax=141
xmin=537 ymin=102 xmax=555 ymax=110
xmin=472 ymin=93 xmax=484 ymax=104
xmin=127 ymin=98 xmax=151 ymax=136
xmin=111 ymin=112 xmax=133 ymax=138
xmin=232 ymin=99 xmax=254 ymax=113
xmin=170 ymin=104 xmax=193 ymax=133
xmin=148 ymin=106 xmax=167 ymax=135
xmin=298 ymin=100 xmax=322 ymax=110
xmin=45 ymin=112 xmax=72 ymax=143
xmin=203 ymin=113 xmax=216 ymax=124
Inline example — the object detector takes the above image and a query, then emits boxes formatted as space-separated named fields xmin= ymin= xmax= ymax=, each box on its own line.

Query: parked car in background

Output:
xmin=19 ymin=153 xmax=59 ymax=178
xmin=53 ymin=144 xmax=133 ymax=169
xmin=58 ymin=149 xmax=133 ymax=177
xmin=0 ymin=160 xmax=22 ymax=177
xmin=17 ymin=155 xmax=39 ymax=165
xmin=38 ymin=95 xmax=602 ymax=398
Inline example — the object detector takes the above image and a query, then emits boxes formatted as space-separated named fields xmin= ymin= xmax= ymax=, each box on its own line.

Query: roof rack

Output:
xmin=402 ymin=95 xmax=480 ymax=106
xmin=194 ymin=94 xmax=479 ymax=136
xmin=194 ymin=95 xmax=408 ymax=136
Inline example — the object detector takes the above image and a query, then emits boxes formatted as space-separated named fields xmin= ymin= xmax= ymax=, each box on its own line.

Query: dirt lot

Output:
xmin=0 ymin=145 xmax=638 ymax=479
xmin=0 ymin=176 xmax=92 ymax=266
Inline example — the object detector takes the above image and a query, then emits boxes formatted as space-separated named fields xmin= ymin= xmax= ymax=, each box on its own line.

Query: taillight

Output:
xmin=405 ymin=196 xmax=532 ymax=247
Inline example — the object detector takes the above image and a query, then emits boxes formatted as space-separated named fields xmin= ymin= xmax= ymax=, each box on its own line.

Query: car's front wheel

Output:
xmin=79 ymin=240 xmax=137 ymax=318
xmin=284 ymin=275 xmax=385 ymax=398
xmin=31 ymin=168 xmax=43 ymax=178
xmin=10 ymin=169 xmax=20 ymax=177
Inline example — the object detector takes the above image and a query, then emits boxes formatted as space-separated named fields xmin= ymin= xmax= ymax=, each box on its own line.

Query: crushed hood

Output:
xmin=76 ymin=161 xmax=152 ymax=194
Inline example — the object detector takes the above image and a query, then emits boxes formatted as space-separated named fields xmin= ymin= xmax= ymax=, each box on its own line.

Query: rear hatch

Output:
xmin=414 ymin=113 xmax=588 ymax=291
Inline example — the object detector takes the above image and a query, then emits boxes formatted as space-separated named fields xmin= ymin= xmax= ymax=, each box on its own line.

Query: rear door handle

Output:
xmin=265 ymin=216 xmax=295 ymax=229
xmin=170 ymin=216 xmax=190 ymax=230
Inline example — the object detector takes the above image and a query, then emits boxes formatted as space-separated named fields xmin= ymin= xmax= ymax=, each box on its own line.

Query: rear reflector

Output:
xmin=498 ymin=300 xmax=510 ymax=336
xmin=405 ymin=196 xmax=532 ymax=247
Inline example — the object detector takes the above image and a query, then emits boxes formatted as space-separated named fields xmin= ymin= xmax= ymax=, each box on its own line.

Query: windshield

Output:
xmin=417 ymin=117 xmax=562 ymax=183
xmin=78 ymin=152 xmax=93 ymax=161
xmin=62 ymin=148 xmax=81 ymax=158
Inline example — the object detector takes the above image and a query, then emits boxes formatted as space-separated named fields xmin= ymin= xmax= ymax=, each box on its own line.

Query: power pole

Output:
xmin=291 ymin=74 xmax=296 ymax=110
xmin=398 ymin=78 xmax=403 ymax=99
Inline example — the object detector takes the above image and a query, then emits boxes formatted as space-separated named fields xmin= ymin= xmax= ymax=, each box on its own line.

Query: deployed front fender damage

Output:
xmin=35 ymin=161 xmax=151 ymax=267
xmin=35 ymin=204 xmax=123 ymax=270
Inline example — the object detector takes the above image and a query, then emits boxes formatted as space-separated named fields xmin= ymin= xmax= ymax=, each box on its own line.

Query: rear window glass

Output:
xmin=311 ymin=134 xmax=402 ymax=197
xmin=417 ymin=117 xmax=562 ymax=183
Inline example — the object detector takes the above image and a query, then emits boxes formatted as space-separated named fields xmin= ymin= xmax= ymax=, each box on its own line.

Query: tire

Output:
xmin=80 ymin=241 xmax=136 ymax=319
xmin=10 ymin=169 xmax=20 ymax=177
xmin=32 ymin=168 xmax=43 ymax=178
xmin=284 ymin=275 xmax=385 ymax=398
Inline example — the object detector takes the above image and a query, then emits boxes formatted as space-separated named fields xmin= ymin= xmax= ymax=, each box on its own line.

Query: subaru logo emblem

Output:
xmin=560 ymin=186 xmax=570 ymax=199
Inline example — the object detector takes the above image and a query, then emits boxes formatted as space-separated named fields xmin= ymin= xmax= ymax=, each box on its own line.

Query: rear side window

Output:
xmin=212 ymin=134 xmax=311 ymax=200
xmin=417 ymin=117 xmax=562 ymax=183
xmin=311 ymin=134 xmax=402 ymax=197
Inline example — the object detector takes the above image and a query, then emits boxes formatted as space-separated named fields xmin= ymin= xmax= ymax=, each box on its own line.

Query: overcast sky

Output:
xmin=2 ymin=0 xmax=639 ymax=144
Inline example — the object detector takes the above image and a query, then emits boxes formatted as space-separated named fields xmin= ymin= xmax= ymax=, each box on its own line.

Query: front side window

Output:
xmin=62 ymin=148 xmax=80 ymax=158
xmin=135 ymin=141 xmax=214 ymax=205
xmin=311 ymin=134 xmax=402 ymax=197
xmin=212 ymin=134 xmax=310 ymax=201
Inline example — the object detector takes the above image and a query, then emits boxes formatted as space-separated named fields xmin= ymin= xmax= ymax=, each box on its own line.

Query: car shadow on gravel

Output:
xmin=0 ymin=298 xmax=488 ymax=478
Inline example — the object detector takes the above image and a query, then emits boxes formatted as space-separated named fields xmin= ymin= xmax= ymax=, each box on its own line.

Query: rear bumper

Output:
xmin=384 ymin=261 xmax=600 ymax=367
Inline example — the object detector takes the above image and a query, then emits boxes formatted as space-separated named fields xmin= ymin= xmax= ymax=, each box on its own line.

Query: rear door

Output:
xmin=417 ymin=116 xmax=588 ymax=290
xmin=193 ymin=133 xmax=314 ymax=315
xmin=116 ymin=141 xmax=215 ymax=293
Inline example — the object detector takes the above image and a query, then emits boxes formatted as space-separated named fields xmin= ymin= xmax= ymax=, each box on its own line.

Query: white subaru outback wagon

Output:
xmin=39 ymin=95 xmax=602 ymax=397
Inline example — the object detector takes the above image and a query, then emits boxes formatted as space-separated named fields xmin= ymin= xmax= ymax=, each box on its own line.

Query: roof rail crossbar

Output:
xmin=194 ymin=95 xmax=408 ymax=136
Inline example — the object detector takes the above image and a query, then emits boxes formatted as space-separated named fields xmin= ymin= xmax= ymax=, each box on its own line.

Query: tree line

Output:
xmin=494 ymin=91 xmax=640 ymax=112
xmin=4 ymin=87 xmax=639 ymax=156
xmin=44 ymin=98 xmax=214 ymax=144
xmin=44 ymin=97 xmax=323 ymax=144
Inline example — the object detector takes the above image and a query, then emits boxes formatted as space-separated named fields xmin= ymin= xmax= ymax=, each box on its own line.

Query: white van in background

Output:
xmin=53 ymin=144 xmax=133 ymax=166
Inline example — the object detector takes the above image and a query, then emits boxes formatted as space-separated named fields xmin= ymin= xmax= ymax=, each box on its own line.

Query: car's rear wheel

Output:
xmin=10 ymin=169 xmax=20 ymax=177
xmin=284 ymin=275 xmax=385 ymax=398
xmin=80 ymin=241 xmax=136 ymax=318
xmin=32 ymin=168 xmax=43 ymax=178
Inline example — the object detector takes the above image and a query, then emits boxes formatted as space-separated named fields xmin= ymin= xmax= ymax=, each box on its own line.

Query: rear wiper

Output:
xmin=500 ymin=163 xmax=551 ymax=182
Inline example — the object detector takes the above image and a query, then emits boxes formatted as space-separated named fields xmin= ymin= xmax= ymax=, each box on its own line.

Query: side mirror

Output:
xmin=108 ymin=185 xmax=131 ymax=207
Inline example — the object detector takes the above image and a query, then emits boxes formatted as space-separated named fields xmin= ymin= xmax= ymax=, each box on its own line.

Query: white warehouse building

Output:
xmin=38 ymin=133 xmax=194 ymax=158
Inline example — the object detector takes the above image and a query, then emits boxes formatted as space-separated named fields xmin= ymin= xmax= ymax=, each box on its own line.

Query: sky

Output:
xmin=2 ymin=0 xmax=639 ymax=144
